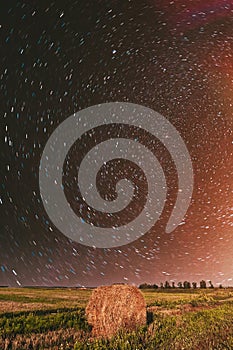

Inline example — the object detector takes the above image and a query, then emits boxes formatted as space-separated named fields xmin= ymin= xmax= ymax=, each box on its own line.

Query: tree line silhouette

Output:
xmin=139 ymin=280 xmax=223 ymax=289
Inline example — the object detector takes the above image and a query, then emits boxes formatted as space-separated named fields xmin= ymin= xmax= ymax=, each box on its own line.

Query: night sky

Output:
xmin=1 ymin=0 xmax=233 ymax=287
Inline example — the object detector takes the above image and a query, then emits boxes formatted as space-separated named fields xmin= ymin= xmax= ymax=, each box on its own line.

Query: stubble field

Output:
xmin=0 ymin=287 xmax=232 ymax=349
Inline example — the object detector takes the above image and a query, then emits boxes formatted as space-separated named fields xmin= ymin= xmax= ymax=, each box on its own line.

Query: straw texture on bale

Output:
xmin=85 ymin=284 xmax=147 ymax=338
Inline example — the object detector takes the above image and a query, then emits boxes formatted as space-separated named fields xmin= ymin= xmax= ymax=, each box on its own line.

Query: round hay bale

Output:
xmin=85 ymin=284 xmax=146 ymax=338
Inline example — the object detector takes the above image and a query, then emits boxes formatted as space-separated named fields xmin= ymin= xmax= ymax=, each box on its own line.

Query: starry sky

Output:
xmin=1 ymin=0 xmax=233 ymax=287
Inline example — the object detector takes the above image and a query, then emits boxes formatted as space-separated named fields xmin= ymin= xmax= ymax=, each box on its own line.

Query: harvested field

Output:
xmin=0 ymin=287 xmax=232 ymax=349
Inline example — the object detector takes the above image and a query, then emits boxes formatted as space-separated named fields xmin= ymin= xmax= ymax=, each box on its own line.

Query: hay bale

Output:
xmin=85 ymin=284 xmax=146 ymax=338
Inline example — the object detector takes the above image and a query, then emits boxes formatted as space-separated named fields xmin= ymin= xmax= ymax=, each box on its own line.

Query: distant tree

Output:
xmin=183 ymin=281 xmax=191 ymax=289
xmin=177 ymin=282 xmax=183 ymax=289
xmin=200 ymin=280 xmax=207 ymax=289
xmin=139 ymin=283 xmax=160 ymax=289
xmin=209 ymin=281 xmax=214 ymax=289
xmin=164 ymin=281 xmax=171 ymax=289
xmin=219 ymin=284 xmax=223 ymax=289
xmin=192 ymin=282 xmax=197 ymax=289
xmin=172 ymin=282 xmax=176 ymax=289
xmin=160 ymin=282 xmax=164 ymax=289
